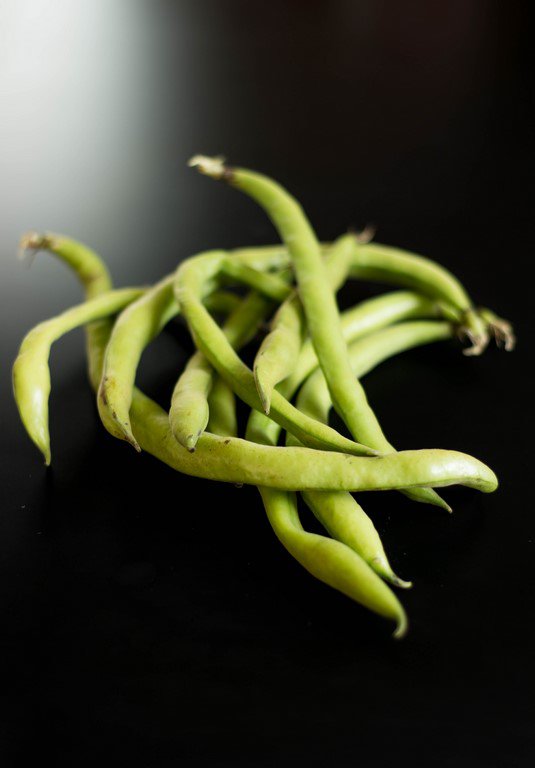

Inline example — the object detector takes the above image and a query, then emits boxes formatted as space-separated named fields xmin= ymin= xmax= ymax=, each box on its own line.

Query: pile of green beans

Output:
xmin=13 ymin=157 xmax=514 ymax=638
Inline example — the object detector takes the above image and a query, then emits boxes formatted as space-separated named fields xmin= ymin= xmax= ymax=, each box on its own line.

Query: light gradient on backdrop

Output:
xmin=0 ymin=0 xmax=156 ymax=302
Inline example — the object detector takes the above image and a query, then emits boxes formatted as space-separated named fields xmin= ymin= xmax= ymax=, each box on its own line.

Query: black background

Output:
xmin=1 ymin=1 xmax=533 ymax=765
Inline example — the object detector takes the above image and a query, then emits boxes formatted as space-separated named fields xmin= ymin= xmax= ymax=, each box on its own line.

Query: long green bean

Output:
xmin=260 ymin=488 xmax=408 ymax=638
xmin=12 ymin=287 xmax=145 ymax=464
xmin=170 ymin=290 xmax=275 ymax=450
xmin=253 ymin=233 xmax=355 ymax=413
xmin=174 ymin=251 xmax=376 ymax=457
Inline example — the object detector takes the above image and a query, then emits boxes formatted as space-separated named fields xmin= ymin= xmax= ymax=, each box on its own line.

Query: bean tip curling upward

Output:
xmin=479 ymin=309 xmax=516 ymax=352
xmin=353 ymin=223 xmax=377 ymax=244
xmin=188 ymin=155 xmax=229 ymax=180
xmin=461 ymin=331 xmax=490 ymax=357
xmin=393 ymin=611 xmax=409 ymax=640
xmin=18 ymin=231 xmax=53 ymax=266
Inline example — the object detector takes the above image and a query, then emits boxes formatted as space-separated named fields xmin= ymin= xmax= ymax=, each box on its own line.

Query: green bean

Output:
xmin=206 ymin=375 xmax=238 ymax=437
xmin=131 ymin=398 xmax=499 ymax=491
xmin=188 ymin=159 xmax=448 ymax=511
xmin=350 ymin=244 xmax=512 ymax=354
xmin=350 ymin=242 xmax=491 ymax=353
xmin=98 ymin=272 xmax=240 ymax=449
xmin=19 ymin=231 xmax=112 ymax=297
xmin=97 ymin=274 xmax=177 ymax=448
xmin=253 ymin=233 xmax=355 ymax=414
xmin=350 ymin=243 xmax=471 ymax=311
xmin=174 ymin=252 xmax=376 ymax=457
xmin=260 ymin=488 xmax=408 ymax=638
xmin=19 ymin=231 xmax=113 ymax=389
xmin=12 ymin=287 xmax=145 ymax=464
xmin=170 ymin=290 xmax=275 ymax=450
xmin=253 ymin=290 xmax=306 ymax=414
xmin=299 ymin=489 xmax=411 ymax=588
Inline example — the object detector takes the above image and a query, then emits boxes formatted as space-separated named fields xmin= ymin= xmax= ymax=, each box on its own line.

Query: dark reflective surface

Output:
xmin=1 ymin=1 xmax=533 ymax=765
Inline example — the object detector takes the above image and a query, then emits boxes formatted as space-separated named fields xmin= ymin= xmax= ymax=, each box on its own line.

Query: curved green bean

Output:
xmin=253 ymin=290 xmax=306 ymax=414
xmin=12 ymin=287 xmax=145 ymax=464
xmin=134 ymin=397 xmax=498 ymax=492
xmin=170 ymin=290 xmax=274 ymax=450
xmin=299 ymin=489 xmax=411 ymax=588
xmin=253 ymin=232 xmax=355 ymax=414
xmin=98 ymin=273 xmax=240 ymax=449
xmin=19 ymin=231 xmax=113 ymax=389
xmin=206 ymin=375 xmax=238 ymax=437
xmin=19 ymin=231 xmax=111 ymax=296
xmin=260 ymin=488 xmax=408 ymax=638
xmin=174 ymin=252 xmax=376 ymax=457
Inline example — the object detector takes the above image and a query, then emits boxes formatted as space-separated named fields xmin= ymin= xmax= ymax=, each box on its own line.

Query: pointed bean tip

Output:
xmin=254 ymin=370 xmax=272 ymax=415
xmin=385 ymin=571 xmax=413 ymax=590
xmin=361 ymin=445 xmax=380 ymax=457
xmin=433 ymin=495 xmax=452 ymax=513
xmin=393 ymin=612 xmax=409 ymax=640
xmin=123 ymin=432 xmax=141 ymax=453
xmin=185 ymin=434 xmax=199 ymax=452
xmin=33 ymin=433 xmax=52 ymax=466
xmin=354 ymin=223 xmax=376 ymax=244
xmin=372 ymin=557 xmax=412 ymax=590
